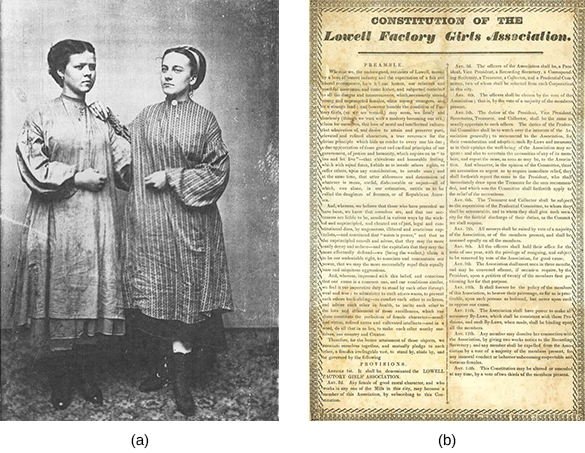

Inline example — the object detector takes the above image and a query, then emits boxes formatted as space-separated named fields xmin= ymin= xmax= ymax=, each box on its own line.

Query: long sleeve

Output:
xmin=107 ymin=109 xmax=131 ymax=143
xmin=15 ymin=110 xmax=77 ymax=197
xmin=108 ymin=121 xmax=132 ymax=191
xmin=165 ymin=114 xmax=230 ymax=208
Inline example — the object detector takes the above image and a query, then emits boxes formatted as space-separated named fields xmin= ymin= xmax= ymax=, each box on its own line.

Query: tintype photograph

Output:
xmin=1 ymin=0 xmax=278 ymax=421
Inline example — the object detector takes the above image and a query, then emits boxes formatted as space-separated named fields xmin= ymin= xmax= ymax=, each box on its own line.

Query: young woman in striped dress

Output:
xmin=97 ymin=46 xmax=233 ymax=416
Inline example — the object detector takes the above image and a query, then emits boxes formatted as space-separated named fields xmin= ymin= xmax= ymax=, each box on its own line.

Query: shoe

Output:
xmin=171 ymin=353 xmax=196 ymax=416
xmin=79 ymin=381 xmax=104 ymax=405
xmin=48 ymin=356 xmax=74 ymax=410
xmin=139 ymin=355 xmax=171 ymax=392
xmin=77 ymin=354 xmax=103 ymax=405
xmin=50 ymin=383 xmax=73 ymax=410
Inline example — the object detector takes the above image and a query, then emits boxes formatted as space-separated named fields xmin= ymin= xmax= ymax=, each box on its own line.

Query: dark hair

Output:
xmin=162 ymin=46 xmax=206 ymax=92
xmin=47 ymin=39 xmax=95 ymax=87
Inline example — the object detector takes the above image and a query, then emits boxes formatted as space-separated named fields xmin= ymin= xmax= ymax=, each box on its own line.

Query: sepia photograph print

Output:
xmin=1 ymin=0 xmax=278 ymax=421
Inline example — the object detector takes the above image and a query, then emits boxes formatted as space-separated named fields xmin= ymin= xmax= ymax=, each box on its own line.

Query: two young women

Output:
xmin=11 ymin=39 xmax=233 ymax=416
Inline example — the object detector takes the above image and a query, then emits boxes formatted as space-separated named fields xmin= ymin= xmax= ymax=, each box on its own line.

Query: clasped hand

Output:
xmin=74 ymin=168 xmax=107 ymax=191
xmin=145 ymin=171 xmax=167 ymax=190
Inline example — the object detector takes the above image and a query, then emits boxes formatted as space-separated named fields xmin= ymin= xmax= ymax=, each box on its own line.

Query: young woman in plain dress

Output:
xmin=11 ymin=39 xmax=130 ymax=410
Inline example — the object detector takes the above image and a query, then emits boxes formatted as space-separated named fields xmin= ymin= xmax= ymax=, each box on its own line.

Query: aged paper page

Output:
xmin=310 ymin=0 xmax=584 ymax=420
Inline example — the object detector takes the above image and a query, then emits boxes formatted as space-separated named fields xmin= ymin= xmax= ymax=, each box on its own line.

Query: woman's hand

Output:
xmin=88 ymin=101 xmax=110 ymax=121
xmin=74 ymin=168 xmax=107 ymax=191
xmin=145 ymin=171 xmax=167 ymax=190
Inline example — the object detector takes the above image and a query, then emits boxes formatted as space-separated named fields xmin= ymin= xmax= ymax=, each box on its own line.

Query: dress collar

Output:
xmin=60 ymin=93 xmax=86 ymax=104
xmin=165 ymin=97 xmax=192 ymax=107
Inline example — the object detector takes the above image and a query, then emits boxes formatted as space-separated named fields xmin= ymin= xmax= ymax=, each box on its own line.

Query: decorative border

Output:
xmin=309 ymin=1 xmax=326 ymax=419
xmin=570 ymin=4 xmax=585 ymax=423
xmin=312 ymin=0 xmax=581 ymax=10
xmin=309 ymin=0 xmax=585 ymax=421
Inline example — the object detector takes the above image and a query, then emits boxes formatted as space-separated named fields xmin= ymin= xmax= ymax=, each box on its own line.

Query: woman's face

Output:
xmin=160 ymin=52 xmax=195 ymax=101
xmin=58 ymin=51 xmax=96 ymax=99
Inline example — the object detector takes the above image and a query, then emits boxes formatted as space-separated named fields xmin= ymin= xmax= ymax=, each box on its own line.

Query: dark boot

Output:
xmin=171 ymin=352 xmax=196 ymax=416
xmin=48 ymin=353 xmax=74 ymax=410
xmin=77 ymin=352 xmax=103 ymax=405
xmin=139 ymin=354 xmax=171 ymax=392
